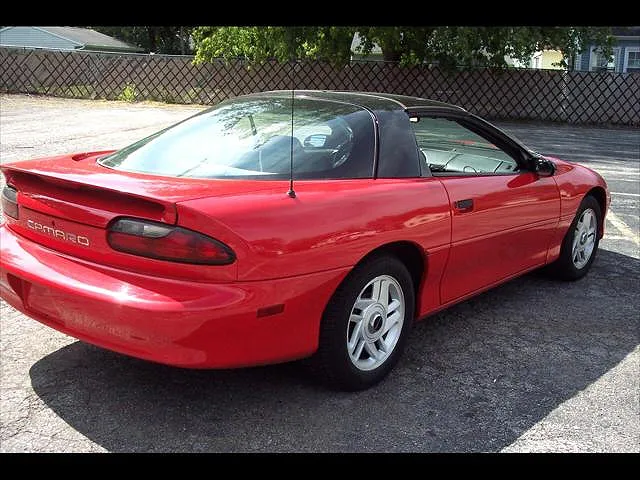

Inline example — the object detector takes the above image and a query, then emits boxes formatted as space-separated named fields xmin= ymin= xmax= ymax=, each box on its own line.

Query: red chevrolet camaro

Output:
xmin=0 ymin=90 xmax=610 ymax=390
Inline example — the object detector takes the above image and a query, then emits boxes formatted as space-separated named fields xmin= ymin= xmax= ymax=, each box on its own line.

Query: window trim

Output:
xmin=623 ymin=46 xmax=640 ymax=73
xmin=405 ymin=107 xmax=534 ymax=177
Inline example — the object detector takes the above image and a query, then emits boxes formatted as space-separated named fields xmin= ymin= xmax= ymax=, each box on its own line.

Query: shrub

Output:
xmin=118 ymin=83 xmax=137 ymax=102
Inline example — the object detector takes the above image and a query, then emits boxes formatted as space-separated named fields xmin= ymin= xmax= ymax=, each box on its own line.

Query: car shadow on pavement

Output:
xmin=29 ymin=248 xmax=639 ymax=452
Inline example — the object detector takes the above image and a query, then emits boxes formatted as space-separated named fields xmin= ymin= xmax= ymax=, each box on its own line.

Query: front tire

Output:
xmin=311 ymin=255 xmax=414 ymax=391
xmin=549 ymin=195 xmax=602 ymax=281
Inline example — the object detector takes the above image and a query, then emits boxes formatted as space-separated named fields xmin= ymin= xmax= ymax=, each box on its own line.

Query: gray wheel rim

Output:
xmin=346 ymin=274 xmax=405 ymax=371
xmin=572 ymin=207 xmax=597 ymax=269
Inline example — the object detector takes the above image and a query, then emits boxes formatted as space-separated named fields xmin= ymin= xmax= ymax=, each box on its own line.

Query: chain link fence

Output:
xmin=1 ymin=47 xmax=638 ymax=125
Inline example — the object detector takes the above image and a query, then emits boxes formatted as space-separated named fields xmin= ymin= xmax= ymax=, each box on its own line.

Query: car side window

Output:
xmin=409 ymin=116 xmax=519 ymax=175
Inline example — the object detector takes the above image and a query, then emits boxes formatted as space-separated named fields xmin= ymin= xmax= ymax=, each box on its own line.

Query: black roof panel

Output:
xmin=240 ymin=90 xmax=466 ymax=112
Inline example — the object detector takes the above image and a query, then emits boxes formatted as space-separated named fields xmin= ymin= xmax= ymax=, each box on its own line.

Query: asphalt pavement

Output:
xmin=0 ymin=94 xmax=638 ymax=452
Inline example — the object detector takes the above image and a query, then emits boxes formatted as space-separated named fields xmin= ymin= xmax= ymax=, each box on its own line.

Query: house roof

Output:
xmin=0 ymin=26 xmax=142 ymax=52
xmin=40 ymin=27 xmax=141 ymax=51
xmin=611 ymin=26 xmax=640 ymax=37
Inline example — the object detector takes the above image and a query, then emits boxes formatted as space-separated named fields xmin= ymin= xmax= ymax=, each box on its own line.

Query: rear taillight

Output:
xmin=2 ymin=185 xmax=19 ymax=219
xmin=107 ymin=218 xmax=235 ymax=265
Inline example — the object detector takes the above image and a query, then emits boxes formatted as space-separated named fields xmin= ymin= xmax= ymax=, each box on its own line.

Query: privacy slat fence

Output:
xmin=1 ymin=47 xmax=638 ymax=125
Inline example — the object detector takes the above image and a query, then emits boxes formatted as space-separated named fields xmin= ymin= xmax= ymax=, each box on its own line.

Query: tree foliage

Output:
xmin=89 ymin=26 xmax=193 ymax=54
xmin=192 ymin=26 xmax=613 ymax=69
xmin=192 ymin=27 xmax=355 ymax=66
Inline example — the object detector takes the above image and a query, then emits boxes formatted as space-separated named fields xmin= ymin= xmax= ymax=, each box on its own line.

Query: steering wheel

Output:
xmin=330 ymin=140 xmax=353 ymax=168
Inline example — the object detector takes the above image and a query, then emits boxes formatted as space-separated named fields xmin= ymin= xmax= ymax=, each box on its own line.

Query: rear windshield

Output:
xmin=99 ymin=96 xmax=375 ymax=180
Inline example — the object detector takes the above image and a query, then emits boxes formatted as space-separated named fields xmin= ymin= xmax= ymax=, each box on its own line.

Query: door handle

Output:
xmin=454 ymin=199 xmax=474 ymax=212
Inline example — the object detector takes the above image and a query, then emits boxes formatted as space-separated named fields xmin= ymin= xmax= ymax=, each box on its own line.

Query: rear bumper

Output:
xmin=0 ymin=225 xmax=349 ymax=368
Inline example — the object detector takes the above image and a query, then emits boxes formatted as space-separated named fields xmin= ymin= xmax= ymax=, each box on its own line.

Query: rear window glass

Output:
xmin=100 ymin=97 xmax=375 ymax=180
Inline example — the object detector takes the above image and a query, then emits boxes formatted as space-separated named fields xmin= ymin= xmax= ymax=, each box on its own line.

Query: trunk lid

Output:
xmin=3 ymin=151 xmax=283 ymax=224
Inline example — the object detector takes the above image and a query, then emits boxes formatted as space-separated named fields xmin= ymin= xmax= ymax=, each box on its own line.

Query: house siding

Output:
xmin=578 ymin=38 xmax=640 ymax=72
xmin=540 ymin=50 xmax=564 ymax=69
xmin=0 ymin=27 xmax=79 ymax=50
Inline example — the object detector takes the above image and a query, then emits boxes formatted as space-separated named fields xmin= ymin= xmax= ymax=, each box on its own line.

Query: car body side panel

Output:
xmin=437 ymin=172 xmax=561 ymax=303
xmin=178 ymin=178 xmax=452 ymax=283
xmin=416 ymin=246 xmax=450 ymax=318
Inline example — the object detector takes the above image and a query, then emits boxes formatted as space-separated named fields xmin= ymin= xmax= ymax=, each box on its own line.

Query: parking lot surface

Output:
xmin=1 ymin=94 xmax=638 ymax=452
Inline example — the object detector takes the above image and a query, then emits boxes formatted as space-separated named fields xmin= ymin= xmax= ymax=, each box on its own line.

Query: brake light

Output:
xmin=107 ymin=218 xmax=235 ymax=265
xmin=2 ymin=185 xmax=19 ymax=219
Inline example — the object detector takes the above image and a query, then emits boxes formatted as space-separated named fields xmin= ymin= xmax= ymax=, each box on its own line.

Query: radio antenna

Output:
xmin=287 ymin=84 xmax=296 ymax=198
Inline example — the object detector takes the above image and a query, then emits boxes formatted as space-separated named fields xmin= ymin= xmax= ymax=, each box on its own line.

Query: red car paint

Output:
xmin=0 ymin=92 xmax=610 ymax=369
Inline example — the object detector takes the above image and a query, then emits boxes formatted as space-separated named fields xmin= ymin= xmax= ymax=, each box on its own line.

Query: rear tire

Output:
xmin=311 ymin=255 xmax=414 ymax=391
xmin=548 ymin=195 xmax=602 ymax=281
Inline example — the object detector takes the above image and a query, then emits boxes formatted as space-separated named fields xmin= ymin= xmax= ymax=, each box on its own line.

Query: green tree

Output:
xmin=192 ymin=26 xmax=613 ymax=69
xmin=89 ymin=26 xmax=193 ymax=54
xmin=192 ymin=26 xmax=355 ymax=65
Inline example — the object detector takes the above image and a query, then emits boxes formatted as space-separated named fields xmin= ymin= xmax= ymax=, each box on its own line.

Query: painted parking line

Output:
xmin=611 ymin=192 xmax=640 ymax=198
xmin=602 ymin=235 xmax=640 ymax=241
xmin=593 ymin=169 xmax=640 ymax=176
xmin=606 ymin=210 xmax=640 ymax=247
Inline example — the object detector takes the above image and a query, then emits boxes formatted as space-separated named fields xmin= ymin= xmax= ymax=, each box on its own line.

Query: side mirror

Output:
xmin=527 ymin=155 xmax=556 ymax=177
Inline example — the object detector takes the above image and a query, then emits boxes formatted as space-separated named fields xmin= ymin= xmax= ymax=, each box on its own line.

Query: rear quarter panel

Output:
xmin=178 ymin=178 xmax=451 ymax=282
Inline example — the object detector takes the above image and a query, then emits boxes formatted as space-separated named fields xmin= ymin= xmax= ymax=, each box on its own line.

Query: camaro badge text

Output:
xmin=26 ymin=219 xmax=90 ymax=246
